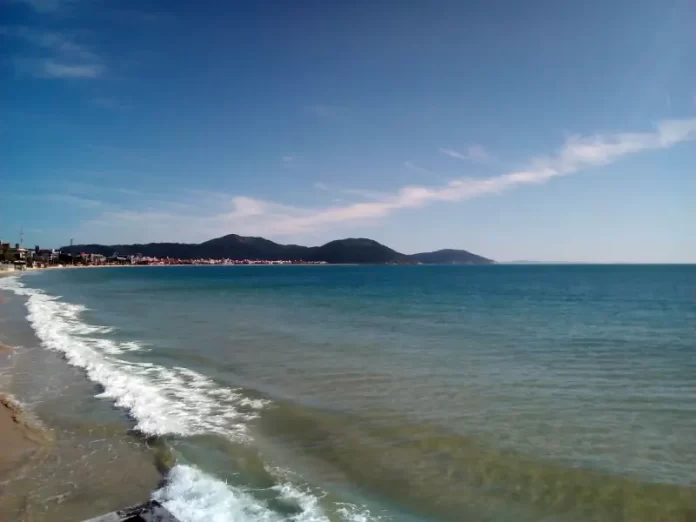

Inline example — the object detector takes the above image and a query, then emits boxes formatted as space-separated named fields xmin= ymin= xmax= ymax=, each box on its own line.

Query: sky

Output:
xmin=1 ymin=0 xmax=695 ymax=262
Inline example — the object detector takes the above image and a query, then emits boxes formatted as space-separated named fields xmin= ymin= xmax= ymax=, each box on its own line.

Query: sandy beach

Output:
xmin=0 ymin=325 xmax=37 ymax=475
xmin=0 ymin=277 xmax=50 ymax=517
xmin=0 ymin=279 xmax=161 ymax=522
xmin=0 ymin=334 xmax=53 ymax=519
xmin=0 ymin=391 xmax=51 ymax=476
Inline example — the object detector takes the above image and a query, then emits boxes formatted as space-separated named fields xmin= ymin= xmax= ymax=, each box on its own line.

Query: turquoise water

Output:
xmin=1 ymin=265 xmax=695 ymax=521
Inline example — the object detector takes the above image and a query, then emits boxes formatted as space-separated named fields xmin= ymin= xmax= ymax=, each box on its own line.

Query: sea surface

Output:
xmin=0 ymin=265 xmax=695 ymax=521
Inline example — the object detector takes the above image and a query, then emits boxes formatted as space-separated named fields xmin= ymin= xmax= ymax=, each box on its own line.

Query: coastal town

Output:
xmin=0 ymin=240 xmax=327 ymax=271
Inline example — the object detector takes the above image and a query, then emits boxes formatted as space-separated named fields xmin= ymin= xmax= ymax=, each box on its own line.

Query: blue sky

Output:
xmin=1 ymin=0 xmax=694 ymax=262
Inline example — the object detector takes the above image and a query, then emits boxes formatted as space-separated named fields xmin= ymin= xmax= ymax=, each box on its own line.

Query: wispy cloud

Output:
xmin=282 ymin=155 xmax=295 ymax=163
xmin=35 ymin=193 xmax=104 ymax=208
xmin=2 ymin=26 xmax=96 ymax=58
xmin=38 ymin=60 xmax=102 ymax=78
xmin=403 ymin=161 xmax=432 ymax=175
xmin=63 ymin=181 xmax=141 ymax=197
xmin=11 ymin=0 xmax=77 ymax=13
xmin=77 ymin=118 xmax=696 ymax=243
xmin=2 ymin=26 xmax=104 ymax=79
xmin=310 ymin=183 xmax=384 ymax=200
xmin=439 ymin=144 xmax=492 ymax=163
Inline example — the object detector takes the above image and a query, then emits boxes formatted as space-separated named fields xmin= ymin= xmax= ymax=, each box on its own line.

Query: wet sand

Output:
xmin=0 ymin=283 xmax=43 ymax=475
xmin=0 ymin=338 xmax=54 ymax=520
xmin=0 ymin=392 xmax=51 ymax=475
xmin=0 ymin=287 xmax=162 ymax=522
xmin=0 ymin=389 xmax=162 ymax=522
xmin=1 ymin=278 xmax=46 ymax=476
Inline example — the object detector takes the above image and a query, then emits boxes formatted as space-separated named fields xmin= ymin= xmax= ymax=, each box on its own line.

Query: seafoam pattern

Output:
xmin=155 ymin=464 xmax=382 ymax=522
xmin=0 ymin=276 xmax=264 ymax=438
xmin=0 ymin=275 xmax=382 ymax=522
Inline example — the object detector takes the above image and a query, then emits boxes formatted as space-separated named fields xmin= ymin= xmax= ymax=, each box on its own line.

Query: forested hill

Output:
xmin=62 ymin=234 xmax=494 ymax=264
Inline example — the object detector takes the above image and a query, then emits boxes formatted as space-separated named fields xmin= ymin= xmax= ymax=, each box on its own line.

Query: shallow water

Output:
xmin=0 ymin=265 xmax=694 ymax=521
xmin=0 ymin=288 xmax=160 ymax=521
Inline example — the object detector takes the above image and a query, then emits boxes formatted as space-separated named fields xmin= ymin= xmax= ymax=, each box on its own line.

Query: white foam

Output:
xmin=0 ymin=276 xmax=382 ymax=521
xmin=92 ymin=338 xmax=144 ymax=355
xmin=0 ymin=276 xmax=265 ymax=439
xmin=155 ymin=465 xmax=383 ymax=522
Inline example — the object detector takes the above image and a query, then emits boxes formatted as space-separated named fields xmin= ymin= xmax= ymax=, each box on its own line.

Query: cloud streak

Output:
xmin=38 ymin=60 xmax=103 ymax=78
xmin=439 ymin=144 xmax=492 ymax=163
xmin=34 ymin=194 xmax=104 ymax=208
xmin=403 ymin=161 xmax=432 ymax=175
xmin=11 ymin=0 xmax=73 ymax=13
xmin=77 ymin=118 xmax=696 ymax=243
xmin=2 ymin=26 xmax=104 ymax=79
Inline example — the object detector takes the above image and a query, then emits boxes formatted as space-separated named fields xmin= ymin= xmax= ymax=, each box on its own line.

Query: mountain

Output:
xmin=61 ymin=235 xmax=493 ymax=264
xmin=197 ymin=234 xmax=308 ymax=260
xmin=410 ymin=249 xmax=494 ymax=265
xmin=310 ymin=238 xmax=406 ymax=264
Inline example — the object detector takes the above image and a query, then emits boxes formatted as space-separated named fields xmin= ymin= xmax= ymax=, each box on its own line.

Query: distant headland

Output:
xmin=57 ymin=234 xmax=494 ymax=265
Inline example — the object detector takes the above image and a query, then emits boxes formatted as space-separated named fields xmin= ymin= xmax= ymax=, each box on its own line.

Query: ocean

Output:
xmin=0 ymin=265 xmax=694 ymax=521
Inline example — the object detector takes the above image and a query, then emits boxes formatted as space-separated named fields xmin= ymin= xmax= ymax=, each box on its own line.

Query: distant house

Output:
xmin=58 ymin=251 xmax=78 ymax=265
xmin=0 ymin=242 xmax=14 ymax=271
xmin=108 ymin=253 xmax=129 ymax=264
xmin=35 ymin=248 xmax=59 ymax=265
xmin=0 ymin=243 xmax=28 ymax=263
xmin=88 ymin=253 xmax=106 ymax=265
xmin=0 ymin=242 xmax=11 ymax=263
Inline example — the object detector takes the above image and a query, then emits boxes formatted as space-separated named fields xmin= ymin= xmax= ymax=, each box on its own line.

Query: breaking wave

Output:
xmin=0 ymin=275 xmax=382 ymax=521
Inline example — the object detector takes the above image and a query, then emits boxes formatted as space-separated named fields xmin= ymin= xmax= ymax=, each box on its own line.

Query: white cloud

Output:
xmin=227 ymin=196 xmax=267 ymax=218
xmin=403 ymin=161 xmax=432 ymax=175
xmin=76 ymin=118 xmax=696 ymax=243
xmin=310 ymin=183 xmax=386 ymax=201
xmin=38 ymin=194 xmax=103 ymax=208
xmin=38 ymin=60 xmax=103 ymax=78
xmin=63 ymin=181 xmax=141 ymax=197
xmin=439 ymin=144 xmax=492 ymax=163
xmin=2 ymin=26 xmax=104 ymax=79
xmin=282 ymin=155 xmax=295 ymax=163
xmin=1 ymin=26 xmax=96 ymax=59
xmin=12 ymin=0 xmax=71 ymax=13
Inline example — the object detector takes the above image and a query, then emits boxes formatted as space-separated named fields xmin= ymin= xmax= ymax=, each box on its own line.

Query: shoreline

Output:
xmin=5 ymin=263 xmax=355 ymax=275
xmin=0 ymin=391 xmax=52 ymax=475
xmin=0 ymin=281 xmax=160 ymax=521
xmin=0 ymin=278 xmax=54 ymax=517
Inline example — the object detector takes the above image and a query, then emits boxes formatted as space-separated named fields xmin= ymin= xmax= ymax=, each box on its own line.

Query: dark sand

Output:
xmin=0 ymin=289 xmax=47 ymax=480
xmin=0 ymin=392 xmax=55 ymax=522
xmin=0 ymin=392 xmax=51 ymax=474
xmin=0 ymin=284 xmax=161 ymax=521
xmin=0 ymin=342 xmax=48 ymax=477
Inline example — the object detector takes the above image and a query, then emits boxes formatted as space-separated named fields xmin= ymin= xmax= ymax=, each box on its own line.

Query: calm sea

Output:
xmin=0 ymin=265 xmax=695 ymax=521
